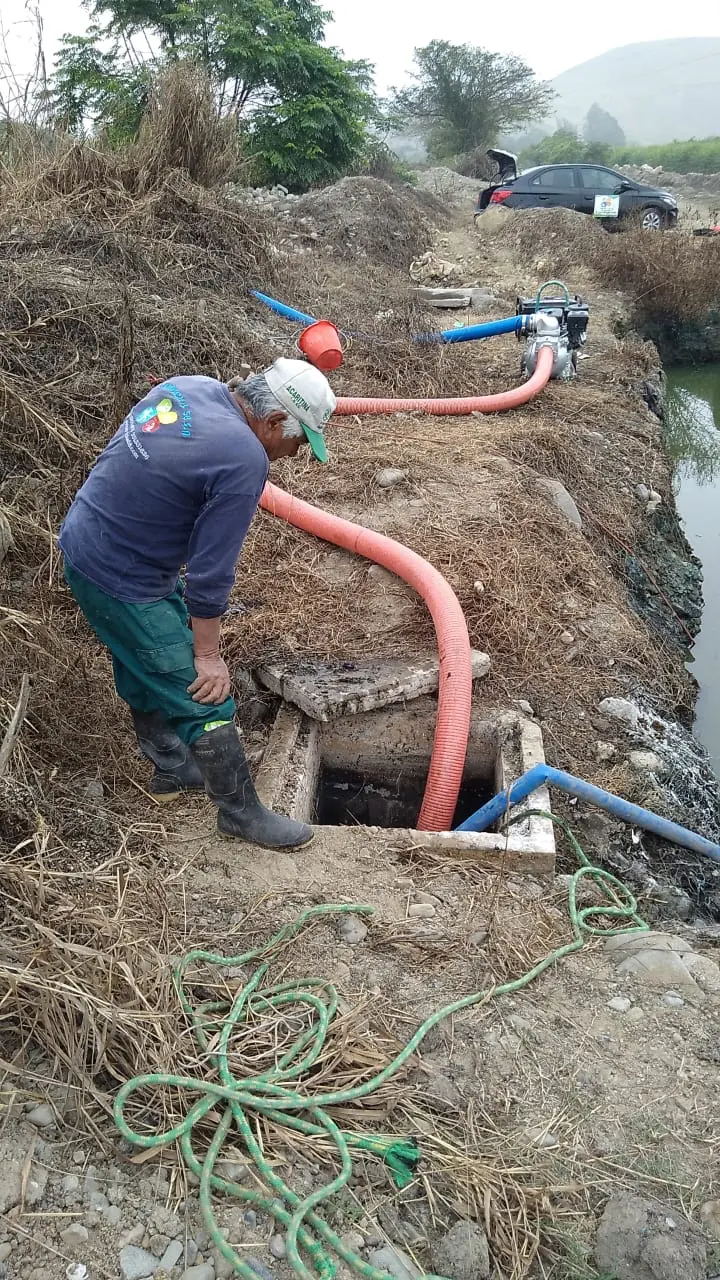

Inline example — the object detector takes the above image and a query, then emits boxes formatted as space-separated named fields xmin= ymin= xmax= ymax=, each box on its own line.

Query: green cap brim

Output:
xmin=301 ymin=422 xmax=328 ymax=464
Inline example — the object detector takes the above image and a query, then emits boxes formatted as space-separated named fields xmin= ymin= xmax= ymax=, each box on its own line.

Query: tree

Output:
xmin=584 ymin=103 xmax=625 ymax=147
xmin=393 ymin=41 xmax=554 ymax=164
xmin=51 ymin=0 xmax=377 ymax=189
xmin=519 ymin=126 xmax=612 ymax=168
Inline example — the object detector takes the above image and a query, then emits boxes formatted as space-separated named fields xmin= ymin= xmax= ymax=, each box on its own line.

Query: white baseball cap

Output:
xmin=264 ymin=357 xmax=336 ymax=464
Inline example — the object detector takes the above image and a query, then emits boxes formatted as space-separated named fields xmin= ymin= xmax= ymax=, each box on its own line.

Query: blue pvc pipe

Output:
xmin=250 ymin=289 xmax=525 ymax=345
xmin=251 ymin=290 xmax=317 ymax=327
xmin=456 ymin=763 xmax=720 ymax=864
xmin=423 ymin=315 xmax=527 ymax=343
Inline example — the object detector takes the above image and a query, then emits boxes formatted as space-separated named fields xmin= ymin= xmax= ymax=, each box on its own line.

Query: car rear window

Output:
xmin=529 ymin=168 xmax=576 ymax=190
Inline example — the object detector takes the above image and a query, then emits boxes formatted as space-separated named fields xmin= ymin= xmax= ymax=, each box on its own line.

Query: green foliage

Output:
xmin=245 ymin=48 xmax=375 ymax=190
xmin=520 ymin=127 xmax=612 ymax=168
xmin=53 ymin=30 xmax=151 ymax=142
xmin=611 ymin=137 xmax=720 ymax=174
xmin=584 ymin=103 xmax=625 ymax=147
xmin=394 ymin=40 xmax=554 ymax=162
xmin=50 ymin=0 xmax=376 ymax=189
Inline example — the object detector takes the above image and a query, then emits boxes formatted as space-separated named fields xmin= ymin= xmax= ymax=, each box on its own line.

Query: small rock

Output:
xmin=598 ymin=697 xmax=639 ymax=729
xmin=515 ymin=699 xmax=535 ymax=717
xmin=529 ymin=1128 xmax=559 ymax=1148
xmin=62 ymin=1174 xmax=81 ymax=1197
xmin=150 ymin=1235 xmax=170 ymax=1259
xmin=560 ymin=630 xmax=575 ymax=645
xmin=635 ymin=483 xmax=650 ymax=503
xmin=367 ymin=1245 xmax=421 ymax=1280
xmin=535 ymin=477 xmax=582 ymax=529
xmin=626 ymin=1007 xmax=645 ymax=1023
xmin=160 ymin=1242 xmax=184 ymax=1271
xmin=104 ymin=1203 xmax=122 ymax=1227
xmin=341 ymin=1231 xmax=365 ymax=1255
xmin=699 ymin=1199 xmax=720 ymax=1239
xmin=81 ymin=777 xmax=104 ymax=803
xmin=374 ymin=468 xmax=407 ymax=489
xmin=407 ymin=902 xmax=436 ymax=919
xmin=119 ymin=1246 xmax=159 ymax=1280
xmin=120 ymin=1226 xmax=147 ymax=1249
xmin=336 ymin=914 xmax=368 ymax=945
xmin=607 ymin=996 xmax=632 ymax=1013
xmin=181 ymin=1268 xmax=215 ymax=1280
xmin=424 ymin=1072 xmax=463 ymax=1113
xmin=244 ymin=1211 xmax=258 ymax=1229
xmin=664 ymin=991 xmax=685 ymax=1008
xmin=73 ymin=1150 xmax=87 ymax=1165
xmin=269 ymin=1235 xmax=286 ymax=1259
xmin=468 ymin=928 xmax=488 ymax=948
xmin=646 ymin=489 xmax=662 ymax=513
xmin=26 ymin=1104 xmax=55 ymax=1128
xmin=60 ymin=1224 xmax=89 ymax=1250
xmin=628 ymin=750 xmax=668 ymax=778
xmin=0 ymin=1245 xmax=11 ymax=1262
xmin=431 ymin=1221 xmax=491 ymax=1280
xmin=595 ymin=741 xmax=617 ymax=763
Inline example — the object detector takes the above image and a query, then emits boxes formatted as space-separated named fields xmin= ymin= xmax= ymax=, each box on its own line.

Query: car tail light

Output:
xmin=490 ymin=188 xmax=512 ymax=204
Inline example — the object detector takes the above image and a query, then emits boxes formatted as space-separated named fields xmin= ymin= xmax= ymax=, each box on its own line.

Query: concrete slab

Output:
xmin=255 ymin=699 xmax=555 ymax=873
xmin=256 ymin=650 xmax=491 ymax=722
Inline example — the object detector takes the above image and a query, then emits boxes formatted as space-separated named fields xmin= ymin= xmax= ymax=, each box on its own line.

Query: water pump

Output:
xmin=516 ymin=287 xmax=590 ymax=380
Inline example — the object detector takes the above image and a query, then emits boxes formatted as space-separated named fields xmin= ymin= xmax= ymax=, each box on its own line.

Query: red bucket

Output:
xmin=298 ymin=320 xmax=344 ymax=371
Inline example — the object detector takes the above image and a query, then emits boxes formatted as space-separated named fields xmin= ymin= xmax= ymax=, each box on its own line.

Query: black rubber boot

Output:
xmin=131 ymin=709 xmax=205 ymax=801
xmin=190 ymin=722 xmax=313 ymax=849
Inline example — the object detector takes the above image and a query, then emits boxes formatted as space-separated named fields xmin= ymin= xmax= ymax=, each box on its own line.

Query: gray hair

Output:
xmin=229 ymin=372 xmax=305 ymax=440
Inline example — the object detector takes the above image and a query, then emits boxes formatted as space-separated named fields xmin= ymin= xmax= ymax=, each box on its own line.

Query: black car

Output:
xmin=475 ymin=149 xmax=679 ymax=230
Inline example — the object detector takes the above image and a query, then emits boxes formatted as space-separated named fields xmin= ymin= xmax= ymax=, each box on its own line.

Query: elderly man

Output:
xmin=60 ymin=357 xmax=336 ymax=850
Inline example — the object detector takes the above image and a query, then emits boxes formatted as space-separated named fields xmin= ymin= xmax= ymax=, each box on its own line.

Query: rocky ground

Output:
xmin=2 ymin=164 xmax=720 ymax=1279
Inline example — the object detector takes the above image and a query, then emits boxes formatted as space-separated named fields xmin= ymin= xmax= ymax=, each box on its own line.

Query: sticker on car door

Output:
xmin=594 ymin=194 xmax=620 ymax=219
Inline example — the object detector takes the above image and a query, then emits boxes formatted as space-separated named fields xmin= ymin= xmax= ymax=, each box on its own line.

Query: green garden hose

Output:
xmin=114 ymin=816 xmax=648 ymax=1279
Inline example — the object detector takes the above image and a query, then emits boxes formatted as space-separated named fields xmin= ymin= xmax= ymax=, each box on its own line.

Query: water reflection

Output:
xmin=665 ymin=365 xmax=720 ymax=774
xmin=665 ymin=373 xmax=720 ymax=486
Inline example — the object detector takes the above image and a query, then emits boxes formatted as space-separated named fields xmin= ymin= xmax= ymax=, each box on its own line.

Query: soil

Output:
xmin=3 ymin=167 xmax=720 ymax=1280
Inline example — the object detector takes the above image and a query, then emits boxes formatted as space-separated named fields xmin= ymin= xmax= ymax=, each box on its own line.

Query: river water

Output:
xmin=665 ymin=365 xmax=720 ymax=774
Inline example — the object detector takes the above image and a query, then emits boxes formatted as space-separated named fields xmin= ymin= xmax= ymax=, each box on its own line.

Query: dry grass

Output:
xmin=495 ymin=206 xmax=720 ymax=323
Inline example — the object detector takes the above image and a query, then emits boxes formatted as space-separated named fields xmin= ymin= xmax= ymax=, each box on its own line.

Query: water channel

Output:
xmin=665 ymin=365 xmax=720 ymax=774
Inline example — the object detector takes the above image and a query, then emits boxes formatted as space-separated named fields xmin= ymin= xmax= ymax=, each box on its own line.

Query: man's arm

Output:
xmin=188 ymin=616 xmax=231 ymax=706
xmin=184 ymin=485 xmax=265 ymax=707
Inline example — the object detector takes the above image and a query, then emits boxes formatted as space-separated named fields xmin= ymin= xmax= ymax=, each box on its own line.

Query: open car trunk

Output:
xmin=476 ymin=149 xmax=518 ymax=211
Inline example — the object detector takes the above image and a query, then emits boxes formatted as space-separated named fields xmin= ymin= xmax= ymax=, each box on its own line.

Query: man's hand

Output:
xmin=188 ymin=654 xmax=232 ymax=705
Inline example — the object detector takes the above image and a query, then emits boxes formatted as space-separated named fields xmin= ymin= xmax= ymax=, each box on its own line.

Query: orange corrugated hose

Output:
xmin=260 ymin=483 xmax=472 ymax=832
xmin=334 ymin=344 xmax=554 ymax=415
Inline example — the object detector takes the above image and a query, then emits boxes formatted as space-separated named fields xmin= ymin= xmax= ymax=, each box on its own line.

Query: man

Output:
xmin=60 ymin=357 xmax=336 ymax=850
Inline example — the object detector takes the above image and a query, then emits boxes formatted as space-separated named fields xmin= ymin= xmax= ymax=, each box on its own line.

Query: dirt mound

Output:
xmin=491 ymin=206 xmax=608 ymax=272
xmin=293 ymin=176 xmax=434 ymax=268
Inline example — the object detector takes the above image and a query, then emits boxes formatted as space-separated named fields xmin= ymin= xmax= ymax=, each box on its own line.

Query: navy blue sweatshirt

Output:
xmin=59 ymin=377 xmax=269 ymax=618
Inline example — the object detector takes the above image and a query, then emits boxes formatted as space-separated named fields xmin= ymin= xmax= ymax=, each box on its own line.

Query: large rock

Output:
xmin=431 ymin=1221 xmax=491 ymax=1280
xmin=593 ymin=1194 xmax=706 ymax=1280
xmin=597 ymin=696 xmax=640 ymax=729
xmin=534 ymin=477 xmax=582 ymax=530
xmin=605 ymin=930 xmax=720 ymax=997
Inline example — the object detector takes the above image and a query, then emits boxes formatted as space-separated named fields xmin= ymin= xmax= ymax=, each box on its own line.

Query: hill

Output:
xmin=550 ymin=38 xmax=720 ymax=144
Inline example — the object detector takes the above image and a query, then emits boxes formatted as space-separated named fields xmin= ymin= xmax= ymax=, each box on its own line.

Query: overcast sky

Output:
xmin=2 ymin=0 xmax=720 ymax=93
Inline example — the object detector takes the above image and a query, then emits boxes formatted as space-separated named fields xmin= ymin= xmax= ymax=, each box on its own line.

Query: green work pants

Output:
xmin=64 ymin=562 xmax=236 ymax=745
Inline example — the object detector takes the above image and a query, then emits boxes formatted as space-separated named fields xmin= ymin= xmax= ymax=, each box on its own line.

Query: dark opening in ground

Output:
xmin=314 ymin=765 xmax=494 ymax=830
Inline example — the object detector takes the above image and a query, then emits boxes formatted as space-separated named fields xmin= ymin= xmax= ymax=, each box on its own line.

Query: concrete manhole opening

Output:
xmin=314 ymin=762 xmax=494 ymax=830
xmin=255 ymin=697 xmax=557 ymax=871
